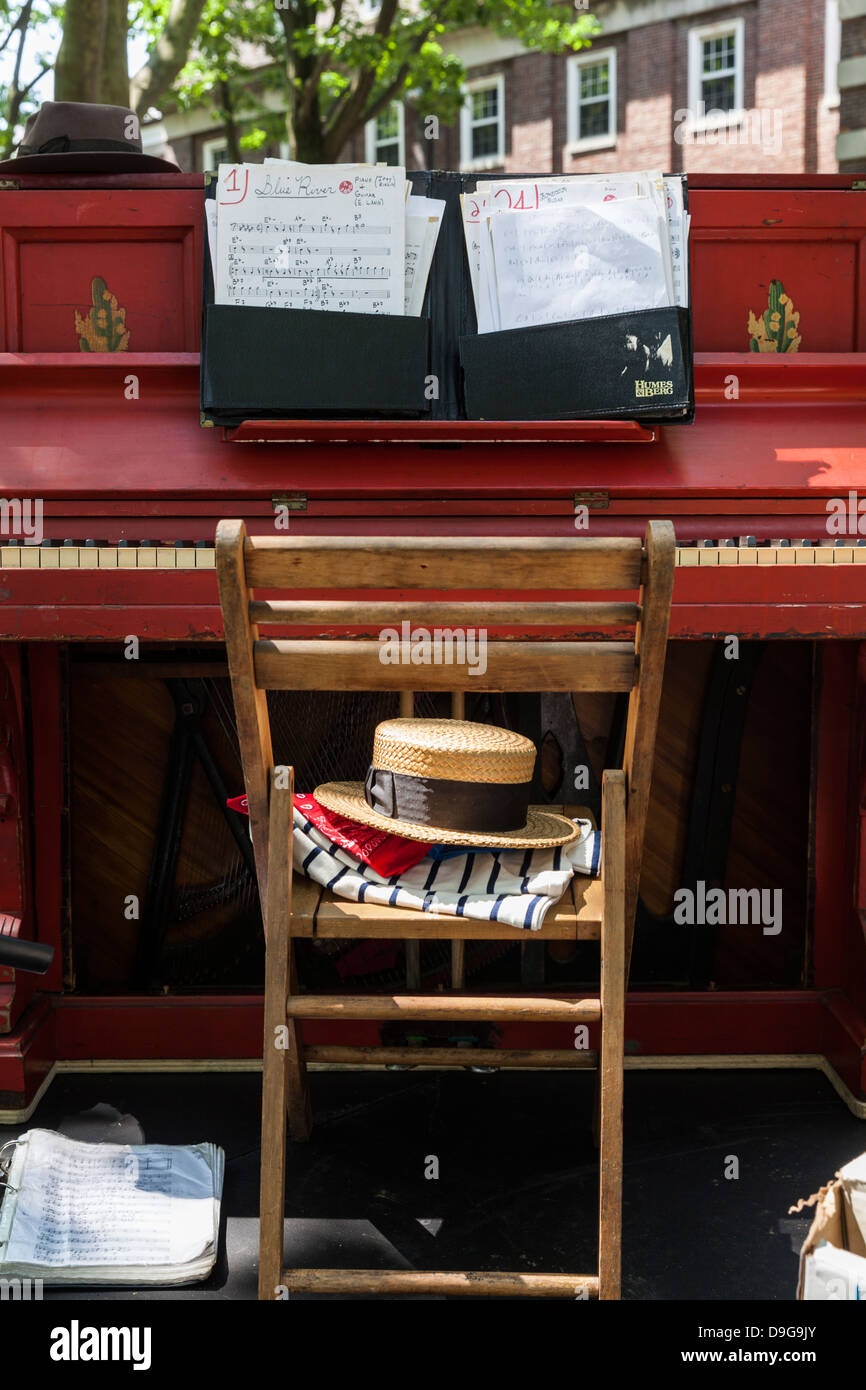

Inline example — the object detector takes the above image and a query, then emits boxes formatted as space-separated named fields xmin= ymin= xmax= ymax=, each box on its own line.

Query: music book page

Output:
xmin=0 ymin=1129 xmax=221 ymax=1277
xmin=215 ymin=162 xmax=406 ymax=314
xmin=488 ymin=197 xmax=670 ymax=332
xmin=405 ymin=195 xmax=445 ymax=316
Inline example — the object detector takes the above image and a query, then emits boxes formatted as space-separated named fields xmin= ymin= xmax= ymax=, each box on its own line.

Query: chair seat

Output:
xmin=290 ymin=805 xmax=602 ymax=941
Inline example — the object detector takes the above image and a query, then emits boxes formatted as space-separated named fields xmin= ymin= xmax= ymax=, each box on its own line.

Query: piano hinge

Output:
xmin=852 ymin=181 xmax=866 ymax=190
xmin=573 ymin=490 xmax=609 ymax=510
xmin=271 ymin=493 xmax=308 ymax=513
xmin=0 ymin=179 xmax=21 ymax=190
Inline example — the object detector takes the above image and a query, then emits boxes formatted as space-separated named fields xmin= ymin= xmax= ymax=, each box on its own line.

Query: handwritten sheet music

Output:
xmin=1 ymin=1129 xmax=218 ymax=1269
xmin=215 ymin=162 xmax=406 ymax=314
xmin=488 ymin=197 xmax=670 ymax=332
xmin=462 ymin=175 xmax=663 ymax=324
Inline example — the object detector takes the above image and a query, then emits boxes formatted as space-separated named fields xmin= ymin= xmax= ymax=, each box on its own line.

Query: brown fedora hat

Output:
xmin=0 ymin=101 xmax=181 ymax=174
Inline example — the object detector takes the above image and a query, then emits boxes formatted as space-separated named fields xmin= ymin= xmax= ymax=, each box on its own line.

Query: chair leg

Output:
xmin=598 ymin=770 xmax=626 ymax=1302
xmin=259 ymin=776 xmax=308 ymax=1301
xmin=286 ymin=949 xmax=312 ymax=1141
xmin=591 ymin=1066 xmax=601 ymax=1150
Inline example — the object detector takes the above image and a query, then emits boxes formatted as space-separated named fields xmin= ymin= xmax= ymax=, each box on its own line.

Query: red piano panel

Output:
xmin=0 ymin=184 xmax=203 ymax=353
xmin=688 ymin=187 xmax=866 ymax=352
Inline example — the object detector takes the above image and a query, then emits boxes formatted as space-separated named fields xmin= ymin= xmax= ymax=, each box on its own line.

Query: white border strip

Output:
xmin=2 ymin=1053 xmax=863 ymax=1124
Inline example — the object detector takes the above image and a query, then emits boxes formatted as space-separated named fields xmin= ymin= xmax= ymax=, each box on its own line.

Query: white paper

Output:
xmin=487 ymin=197 xmax=670 ymax=332
xmin=803 ymin=1243 xmax=866 ymax=1300
xmin=1 ymin=1129 xmax=218 ymax=1270
xmin=663 ymin=176 xmax=688 ymax=307
xmin=481 ymin=174 xmax=642 ymax=213
xmin=215 ymin=162 xmax=406 ymax=314
xmin=460 ymin=190 xmax=488 ymax=318
xmin=840 ymin=1150 xmax=866 ymax=1247
xmin=204 ymin=200 xmax=218 ymax=274
xmin=404 ymin=195 xmax=445 ymax=315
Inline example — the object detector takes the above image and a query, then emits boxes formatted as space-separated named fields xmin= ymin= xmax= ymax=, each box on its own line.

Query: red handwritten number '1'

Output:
xmin=219 ymin=167 xmax=249 ymax=205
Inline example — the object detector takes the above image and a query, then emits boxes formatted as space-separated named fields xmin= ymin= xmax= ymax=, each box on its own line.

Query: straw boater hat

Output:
xmin=0 ymin=102 xmax=181 ymax=174
xmin=315 ymin=719 xmax=579 ymax=849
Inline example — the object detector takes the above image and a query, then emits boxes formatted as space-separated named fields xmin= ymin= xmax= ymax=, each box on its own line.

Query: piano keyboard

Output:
xmin=1 ymin=540 xmax=865 ymax=570
xmin=0 ymin=541 xmax=215 ymax=569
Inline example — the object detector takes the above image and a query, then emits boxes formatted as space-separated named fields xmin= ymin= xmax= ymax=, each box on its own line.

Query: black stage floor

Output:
xmin=2 ymin=1066 xmax=862 ymax=1300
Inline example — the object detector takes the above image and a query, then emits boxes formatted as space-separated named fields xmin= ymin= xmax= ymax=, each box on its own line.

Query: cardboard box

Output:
xmin=793 ymin=1152 xmax=866 ymax=1299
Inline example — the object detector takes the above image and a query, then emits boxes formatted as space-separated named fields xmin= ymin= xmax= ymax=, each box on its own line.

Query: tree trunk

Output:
xmin=100 ymin=0 xmax=130 ymax=106
xmin=219 ymin=80 xmax=242 ymax=164
xmin=54 ymin=0 xmax=106 ymax=103
xmin=293 ymin=107 xmax=328 ymax=164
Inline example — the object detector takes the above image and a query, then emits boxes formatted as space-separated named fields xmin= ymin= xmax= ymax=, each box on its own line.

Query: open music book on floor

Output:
xmin=0 ymin=1128 xmax=224 ymax=1286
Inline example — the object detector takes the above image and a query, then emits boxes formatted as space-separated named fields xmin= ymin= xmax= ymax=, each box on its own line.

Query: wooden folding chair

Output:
xmin=216 ymin=521 xmax=675 ymax=1300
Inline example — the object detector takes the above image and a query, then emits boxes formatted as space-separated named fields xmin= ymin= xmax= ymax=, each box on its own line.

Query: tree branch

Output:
xmin=321 ymin=0 xmax=401 ymax=149
xmin=0 ymin=4 xmax=27 ymax=58
xmin=357 ymin=22 xmax=431 ymax=131
xmin=130 ymin=0 xmax=207 ymax=116
xmin=19 ymin=60 xmax=50 ymax=97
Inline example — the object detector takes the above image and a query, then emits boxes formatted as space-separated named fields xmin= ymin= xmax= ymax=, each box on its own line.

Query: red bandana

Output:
xmin=227 ymin=792 xmax=431 ymax=876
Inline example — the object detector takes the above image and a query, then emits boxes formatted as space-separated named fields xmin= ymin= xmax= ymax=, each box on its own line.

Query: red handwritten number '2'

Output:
xmin=219 ymin=167 xmax=248 ymax=205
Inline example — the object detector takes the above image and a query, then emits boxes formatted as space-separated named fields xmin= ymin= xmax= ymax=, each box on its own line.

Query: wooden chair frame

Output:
xmin=216 ymin=521 xmax=675 ymax=1301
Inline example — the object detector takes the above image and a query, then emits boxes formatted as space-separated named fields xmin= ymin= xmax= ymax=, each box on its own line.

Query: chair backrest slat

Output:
xmin=249 ymin=600 xmax=641 ymax=628
xmin=253 ymin=639 xmax=636 ymax=692
xmin=243 ymin=536 xmax=643 ymax=591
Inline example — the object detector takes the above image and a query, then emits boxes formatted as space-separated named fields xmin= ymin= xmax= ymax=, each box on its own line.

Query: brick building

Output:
xmin=145 ymin=0 xmax=844 ymax=174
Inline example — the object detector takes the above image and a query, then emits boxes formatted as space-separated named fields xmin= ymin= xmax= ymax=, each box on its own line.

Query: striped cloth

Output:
xmin=292 ymin=807 xmax=600 ymax=931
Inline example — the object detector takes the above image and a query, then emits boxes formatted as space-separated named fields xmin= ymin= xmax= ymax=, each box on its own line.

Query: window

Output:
xmin=566 ymin=48 xmax=617 ymax=150
xmin=364 ymin=103 xmax=405 ymax=166
xmin=688 ymin=18 xmax=745 ymax=121
xmin=460 ymin=75 xmax=505 ymax=169
xmin=824 ymin=0 xmax=841 ymax=105
xmin=201 ymin=137 xmax=230 ymax=172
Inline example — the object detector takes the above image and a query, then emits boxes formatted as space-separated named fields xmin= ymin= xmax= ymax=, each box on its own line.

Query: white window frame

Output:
xmin=459 ymin=74 xmax=506 ymax=171
xmin=364 ymin=102 xmax=406 ymax=166
xmin=566 ymin=47 xmax=617 ymax=153
xmin=687 ymin=16 xmax=745 ymax=133
xmin=201 ymin=135 xmax=231 ymax=172
xmin=823 ymin=0 xmax=841 ymax=108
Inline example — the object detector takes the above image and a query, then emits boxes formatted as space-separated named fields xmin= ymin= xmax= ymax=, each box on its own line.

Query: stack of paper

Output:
xmin=460 ymin=171 xmax=690 ymax=333
xmin=210 ymin=160 xmax=444 ymax=317
xmin=0 ymin=1128 xmax=224 ymax=1287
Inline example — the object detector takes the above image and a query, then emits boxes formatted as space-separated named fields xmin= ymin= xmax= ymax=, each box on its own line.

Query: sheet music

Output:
xmin=481 ymin=174 xmax=643 ymax=212
xmin=460 ymin=190 xmax=489 ymax=320
xmin=462 ymin=175 xmax=671 ymax=323
xmin=215 ymin=162 xmax=406 ymax=314
xmin=488 ymin=196 xmax=670 ymax=332
xmin=663 ymin=176 xmax=689 ymax=307
xmin=1 ymin=1129 xmax=218 ymax=1269
xmin=204 ymin=200 xmax=218 ymax=276
xmin=404 ymin=195 xmax=445 ymax=316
